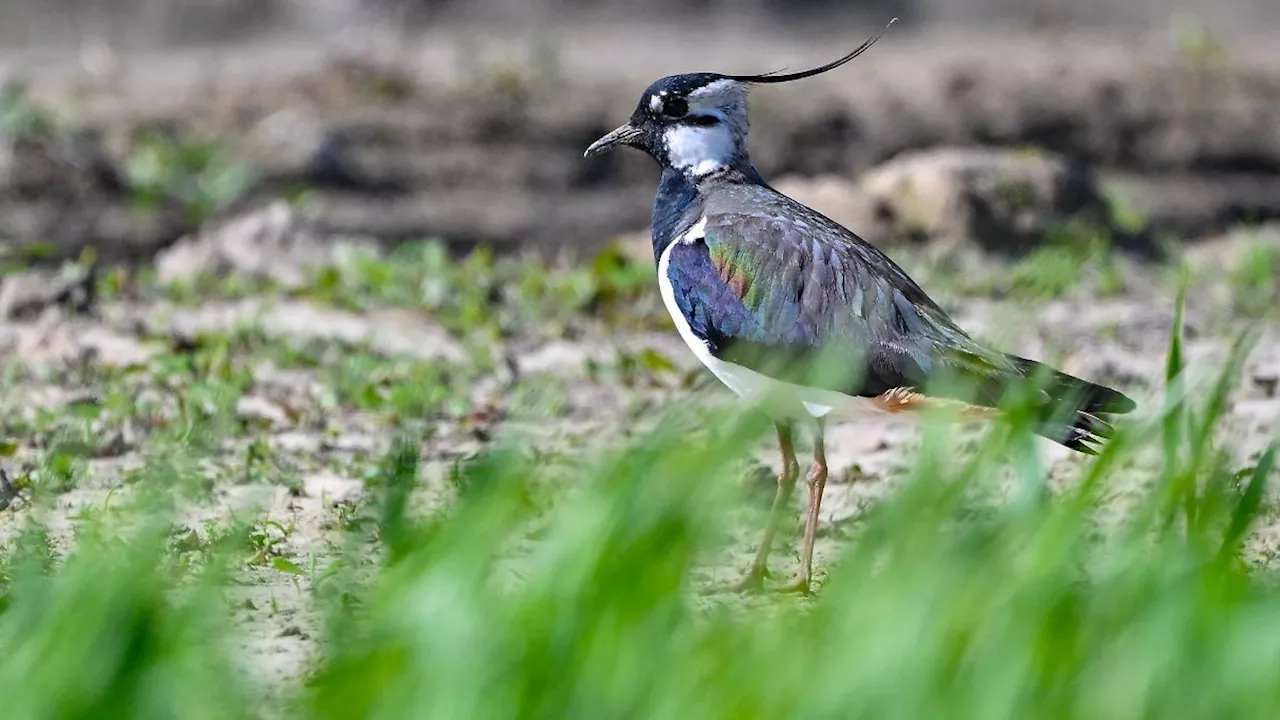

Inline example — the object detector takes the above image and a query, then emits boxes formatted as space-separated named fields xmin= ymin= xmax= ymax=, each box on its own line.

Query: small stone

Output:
xmin=860 ymin=147 xmax=1107 ymax=252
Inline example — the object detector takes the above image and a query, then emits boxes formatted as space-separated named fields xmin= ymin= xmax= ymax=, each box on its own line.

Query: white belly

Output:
xmin=657 ymin=235 xmax=889 ymax=422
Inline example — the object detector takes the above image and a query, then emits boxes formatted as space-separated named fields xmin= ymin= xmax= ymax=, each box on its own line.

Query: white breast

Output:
xmin=656 ymin=219 xmax=890 ymax=422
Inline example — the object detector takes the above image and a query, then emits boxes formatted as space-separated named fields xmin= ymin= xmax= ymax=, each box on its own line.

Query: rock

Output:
xmin=156 ymin=202 xmax=379 ymax=290
xmin=859 ymin=147 xmax=1107 ymax=252
xmin=0 ymin=266 xmax=95 ymax=320
xmin=771 ymin=175 xmax=894 ymax=244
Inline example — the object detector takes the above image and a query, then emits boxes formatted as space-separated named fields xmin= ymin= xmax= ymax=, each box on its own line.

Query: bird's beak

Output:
xmin=584 ymin=123 xmax=643 ymax=158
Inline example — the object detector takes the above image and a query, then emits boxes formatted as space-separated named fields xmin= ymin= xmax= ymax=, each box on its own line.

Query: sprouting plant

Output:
xmin=0 ymin=81 xmax=59 ymax=138
xmin=1172 ymin=14 xmax=1231 ymax=68
xmin=1229 ymin=240 xmax=1280 ymax=318
xmin=124 ymin=129 xmax=255 ymax=224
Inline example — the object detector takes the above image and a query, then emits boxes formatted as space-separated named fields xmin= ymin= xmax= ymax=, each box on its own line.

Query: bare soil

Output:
xmin=3 ymin=223 xmax=1280 ymax=686
xmin=5 ymin=24 xmax=1280 ymax=264
xmin=2 ymin=14 xmax=1280 ymax=693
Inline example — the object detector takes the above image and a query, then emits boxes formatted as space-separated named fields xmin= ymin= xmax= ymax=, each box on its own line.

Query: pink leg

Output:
xmin=783 ymin=419 xmax=827 ymax=595
xmin=730 ymin=422 xmax=800 ymax=593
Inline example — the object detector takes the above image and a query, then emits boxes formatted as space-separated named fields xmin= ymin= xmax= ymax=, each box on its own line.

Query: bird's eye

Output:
xmin=661 ymin=97 xmax=689 ymax=118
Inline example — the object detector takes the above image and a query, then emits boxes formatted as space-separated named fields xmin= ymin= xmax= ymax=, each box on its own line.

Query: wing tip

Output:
xmin=1042 ymin=409 xmax=1121 ymax=455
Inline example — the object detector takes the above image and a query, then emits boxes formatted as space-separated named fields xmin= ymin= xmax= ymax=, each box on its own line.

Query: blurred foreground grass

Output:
xmin=1 ymin=279 xmax=1278 ymax=719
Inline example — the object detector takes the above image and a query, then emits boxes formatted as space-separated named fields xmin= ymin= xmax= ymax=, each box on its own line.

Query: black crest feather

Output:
xmin=727 ymin=18 xmax=898 ymax=85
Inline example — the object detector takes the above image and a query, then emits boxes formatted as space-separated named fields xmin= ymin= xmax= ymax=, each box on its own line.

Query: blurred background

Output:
xmin=2 ymin=0 xmax=1280 ymax=266
xmin=4 ymin=0 xmax=1280 ymax=45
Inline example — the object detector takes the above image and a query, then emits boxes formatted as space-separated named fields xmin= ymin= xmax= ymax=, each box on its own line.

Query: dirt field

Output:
xmin=5 ymin=19 xmax=1280 ymax=262
xmin=2 ymin=9 xmax=1280 ymax=703
xmin=3 ymin=209 xmax=1278 ymax=688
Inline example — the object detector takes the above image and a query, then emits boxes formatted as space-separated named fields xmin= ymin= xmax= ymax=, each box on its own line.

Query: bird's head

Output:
xmin=584 ymin=20 xmax=896 ymax=180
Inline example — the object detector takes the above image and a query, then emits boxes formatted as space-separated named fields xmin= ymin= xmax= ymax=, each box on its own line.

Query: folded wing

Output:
xmin=663 ymin=201 xmax=1134 ymax=451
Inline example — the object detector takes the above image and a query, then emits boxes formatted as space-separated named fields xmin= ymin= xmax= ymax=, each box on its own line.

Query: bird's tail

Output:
xmin=1008 ymin=356 xmax=1136 ymax=455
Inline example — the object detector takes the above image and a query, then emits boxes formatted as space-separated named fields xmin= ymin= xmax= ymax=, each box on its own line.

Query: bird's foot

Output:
xmin=777 ymin=576 xmax=813 ymax=596
xmin=703 ymin=568 xmax=816 ymax=596
xmin=702 ymin=566 xmax=769 ymax=595
xmin=730 ymin=568 xmax=768 ymax=594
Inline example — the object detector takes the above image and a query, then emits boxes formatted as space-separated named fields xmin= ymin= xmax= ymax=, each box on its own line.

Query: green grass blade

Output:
xmin=371 ymin=430 xmax=422 ymax=566
xmin=1161 ymin=281 xmax=1190 ymax=532
xmin=1218 ymin=445 xmax=1277 ymax=565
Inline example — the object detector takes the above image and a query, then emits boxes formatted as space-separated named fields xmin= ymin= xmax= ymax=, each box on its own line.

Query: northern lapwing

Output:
xmin=583 ymin=23 xmax=1135 ymax=595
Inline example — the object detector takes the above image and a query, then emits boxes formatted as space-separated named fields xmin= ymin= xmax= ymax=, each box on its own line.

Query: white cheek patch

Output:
xmin=663 ymin=124 xmax=735 ymax=176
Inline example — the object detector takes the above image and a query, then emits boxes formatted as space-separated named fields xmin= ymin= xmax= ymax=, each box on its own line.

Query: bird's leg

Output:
xmin=784 ymin=418 xmax=828 ymax=595
xmin=729 ymin=421 xmax=800 ymax=593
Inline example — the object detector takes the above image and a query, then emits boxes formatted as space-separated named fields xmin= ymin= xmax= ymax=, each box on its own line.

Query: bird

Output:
xmin=582 ymin=22 xmax=1136 ymax=595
